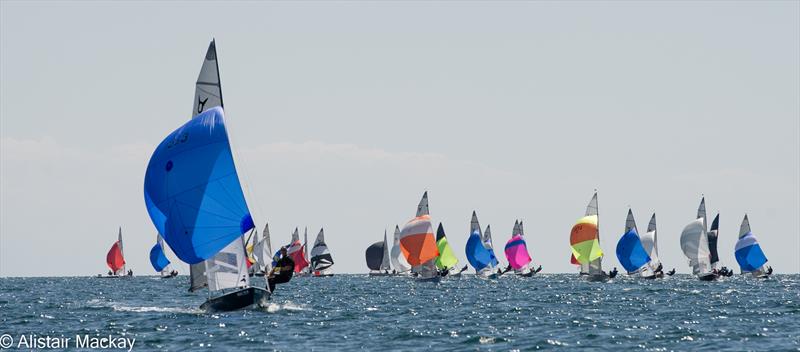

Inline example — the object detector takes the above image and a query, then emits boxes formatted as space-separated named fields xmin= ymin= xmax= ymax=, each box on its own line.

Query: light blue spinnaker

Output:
xmin=615 ymin=229 xmax=651 ymax=274
xmin=150 ymin=242 xmax=170 ymax=272
xmin=144 ymin=106 xmax=254 ymax=264
xmin=466 ymin=230 xmax=497 ymax=271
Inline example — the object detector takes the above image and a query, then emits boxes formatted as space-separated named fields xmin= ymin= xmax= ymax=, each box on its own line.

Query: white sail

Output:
xmin=697 ymin=197 xmax=707 ymax=233
xmin=118 ymin=227 xmax=126 ymax=275
xmin=291 ymin=227 xmax=299 ymax=242
xmin=624 ymin=209 xmax=638 ymax=234
xmin=310 ymin=228 xmax=334 ymax=272
xmin=390 ymin=225 xmax=411 ymax=272
xmin=156 ymin=234 xmax=173 ymax=277
xmin=253 ymin=223 xmax=273 ymax=274
xmin=584 ymin=192 xmax=603 ymax=275
xmin=205 ymin=237 xmax=250 ymax=292
xmin=380 ymin=230 xmax=392 ymax=271
xmin=680 ymin=218 xmax=712 ymax=276
xmin=739 ymin=214 xmax=751 ymax=239
xmin=470 ymin=211 xmax=483 ymax=239
xmin=639 ymin=213 xmax=661 ymax=270
xmin=484 ymin=225 xmax=495 ymax=250
xmin=417 ymin=191 xmax=430 ymax=217
xmin=192 ymin=39 xmax=223 ymax=117
xmin=519 ymin=220 xmax=525 ymax=236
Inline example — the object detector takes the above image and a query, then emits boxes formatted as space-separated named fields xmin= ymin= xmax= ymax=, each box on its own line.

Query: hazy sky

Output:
xmin=1 ymin=1 xmax=798 ymax=276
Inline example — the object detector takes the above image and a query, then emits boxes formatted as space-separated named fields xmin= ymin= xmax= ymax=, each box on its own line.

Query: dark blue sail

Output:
xmin=615 ymin=229 xmax=651 ymax=274
xmin=144 ymin=107 xmax=254 ymax=264
xmin=466 ymin=230 xmax=496 ymax=271
xmin=149 ymin=243 xmax=171 ymax=272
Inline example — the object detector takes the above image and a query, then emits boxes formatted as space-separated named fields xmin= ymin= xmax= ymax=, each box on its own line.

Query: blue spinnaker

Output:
xmin=735 ymin=233 xmax=768 ymax=272
xmin=144 ymin=107 xmax=254 ymax=264
xmin=149 ymin=243 xmax=171 ymax=272
xmin=615 ymin=229 xmax=651 ymax=273
xmin=466 ymin=230 xmax=496 ymax=271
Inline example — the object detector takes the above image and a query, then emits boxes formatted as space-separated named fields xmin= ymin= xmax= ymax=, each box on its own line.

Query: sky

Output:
xmin=1 ymin=1 xmax=798 ymax=277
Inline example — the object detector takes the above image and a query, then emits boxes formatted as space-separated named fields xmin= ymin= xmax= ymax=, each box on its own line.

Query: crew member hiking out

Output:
xmin=268 ymin=247 xmax=295 ymax=293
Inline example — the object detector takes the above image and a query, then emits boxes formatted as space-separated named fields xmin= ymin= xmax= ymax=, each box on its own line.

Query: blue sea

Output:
xmin=0 ymin=274 xmax=798 ymax=351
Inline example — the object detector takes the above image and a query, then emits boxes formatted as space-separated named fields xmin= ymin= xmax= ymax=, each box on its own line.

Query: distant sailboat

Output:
xmin=506 ymin=219 xmax=541 ymax=277
xmin=639 ymin=214 xmax=674 ymax=278
xmin=288 ymin=227 xmax=310 ymax=274
xmin=466 ymin=211 xmax=498 ymax=279
xmin=251 ymin=223 xmax=273 ymax=277
xmin=366 ymin=230 xmax=392 ymax=276
xmin=150 ymin=233 xmax=176 ymax=278
xmin=144 ymin=39 xmax=268 ymax=311
xmin=735 ymin=215 xmax=772 ymax=278
xmin=615 ymin=209 xmax=654 ymax=278
xmin=435 ymin=223 xmax=466 ymax=277
xmin=390 ymin=225 xmax=411 ymax=274
xmin=399 ymin=192 xmax=440 ymax=282
xmin=98 ymin=227 xmax=129 ymax=278
xmin=310 ymin=228 xmax=334 ymax=277
xmin=570 ymin=192 xmax=616 ymax=281
xmin=680 ymin=197 xmax=717 ymax=281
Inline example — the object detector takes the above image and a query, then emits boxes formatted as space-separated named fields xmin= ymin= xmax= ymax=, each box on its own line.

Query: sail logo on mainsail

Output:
xmin=197 ymin=96 xmax=208 ymax=114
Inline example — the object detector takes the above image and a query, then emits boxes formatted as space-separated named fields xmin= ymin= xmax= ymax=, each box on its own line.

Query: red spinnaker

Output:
xmin=106 ymin=241 xmax=125 ymax=272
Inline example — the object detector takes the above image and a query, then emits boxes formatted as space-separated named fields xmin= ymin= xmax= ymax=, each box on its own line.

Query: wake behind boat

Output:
xmin=143 ymin=39 xmax=269 ymax=311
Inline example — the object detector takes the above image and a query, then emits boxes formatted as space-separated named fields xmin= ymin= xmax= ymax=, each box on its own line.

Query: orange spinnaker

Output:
xmin=400 ymin=233 xmax=439 ymax=266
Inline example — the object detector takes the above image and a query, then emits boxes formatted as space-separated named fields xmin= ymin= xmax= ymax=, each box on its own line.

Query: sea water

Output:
xmin=0 ymin=274 xmax=797 ymax=351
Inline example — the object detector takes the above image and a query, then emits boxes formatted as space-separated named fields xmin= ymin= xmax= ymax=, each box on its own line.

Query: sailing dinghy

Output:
xmin=615 ymin=209 xmax=656 ymax=278
xmin=679 ymin=197 xmax=717 ymax=281
xmin=144 ymin=40 xmax=269 ymax=311
xmin=366 ymin=230 xmax=393 ymax=276
xmin=570 ymin=192 xmax=617 ymax=282
xmin=399 ymin=192 xmax=441 ymax=282
xmin=390 ymin=225 xmax=411 ymax=275
xmin=310 ymin=228 xmax=334 ymax=277
xmin=505 ymin=220 xmax=542 ymax=277
xmin=150 ymin=233 xmax=176 ymax=278
xmin=466 ymin=211 xmax=499 ymax=279
xmin=435 ymin=223 xmax=467 ymax=277
xmin=639 ymin=214 xmax=674 ymax=278
xmin=287 ymin=227 xmax=310 ymax=275
xmin=734 ymin=215 xmax=772 ymax=278
xmin=98 ymin=227 xmax=130 ymax=278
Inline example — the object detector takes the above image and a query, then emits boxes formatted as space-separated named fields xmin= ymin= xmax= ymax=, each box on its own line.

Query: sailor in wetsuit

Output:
xmin=267 ymin=247 xmax=295 ymax=293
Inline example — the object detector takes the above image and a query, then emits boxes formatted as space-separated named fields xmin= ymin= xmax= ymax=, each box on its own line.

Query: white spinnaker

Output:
xmin=639 ymin=213 xmax=661 ymax=269
xmin=206 ymin=237 xmax=250 ymax=292
xmin=680 ymin=218 xmax=712 ymax=276
xmin=380 ymin=230 xmax=392 ymax=271
xmin=585 ymin=192 xmax=603 ymax=275
xmin=390 ymin=225 xmax=411 ymax=272
xmin=193 ymin=40 xmax=223 ymax=117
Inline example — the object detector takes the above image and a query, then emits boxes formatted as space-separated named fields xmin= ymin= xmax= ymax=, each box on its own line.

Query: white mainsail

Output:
xmin=252 ymin=223 xmax=273 ymax=274
xmin=156 ymin=233 xmax=173 ymax=277
xmin=585 ymin=192 xmax=603 ymax=275
xmin=205 ymin=237 xmax=250 ymax=291
xmin=639 ymin=213 xmax=661 ymax=271
xmin=390 ymin=225 xmax=411 ymax=273
xmin=193 ymin=39 xmax=223 ymax=117
xmin=380 ymin=230 xmax=392 ymax=271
